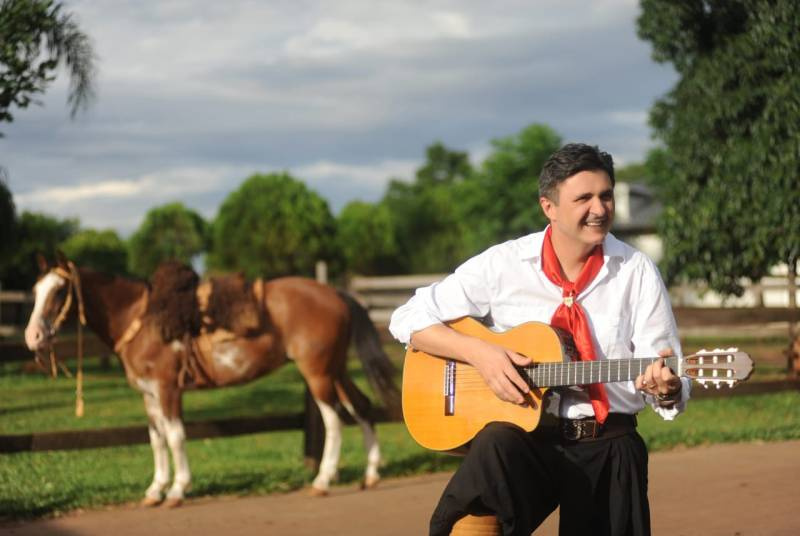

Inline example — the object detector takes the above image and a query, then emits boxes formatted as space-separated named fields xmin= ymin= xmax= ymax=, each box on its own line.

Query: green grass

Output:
xmin=0 ymin=334 xmax=788 ymax=435
xmin=0 ymin=352 xmax=381 ymax=434
xmin=0 ymin=422 xmax=460 ymax=520
xmin=2 ymin=392 xmax=799 ymax=520
xmin=638 ymin=391 xmax=800 ymax=449
xmin=1 ymin=339 xmax=798 ymax=520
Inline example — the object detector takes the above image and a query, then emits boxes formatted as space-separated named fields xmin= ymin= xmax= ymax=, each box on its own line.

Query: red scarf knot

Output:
xmin=541 ymin=226 xmax=610 ymax=424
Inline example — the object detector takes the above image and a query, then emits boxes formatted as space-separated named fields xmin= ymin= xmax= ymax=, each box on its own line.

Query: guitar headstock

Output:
xmin=683 ymin=348 xmax=754 ymax=389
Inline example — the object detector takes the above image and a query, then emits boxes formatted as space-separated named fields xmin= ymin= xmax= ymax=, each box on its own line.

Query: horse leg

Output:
xmin=305 ymin=377 xmax=343 ymax=495
xmin=161 ymin=384 xmax=191 ymax=507
xmin=335 ymin=375 xmax=381 ymax=489
xmin=140 ymin=382 xmax=171 ymax=506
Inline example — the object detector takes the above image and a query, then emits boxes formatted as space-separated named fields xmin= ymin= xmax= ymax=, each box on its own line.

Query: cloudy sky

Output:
xmin=2 ymin=0 xmax=677 ymax=236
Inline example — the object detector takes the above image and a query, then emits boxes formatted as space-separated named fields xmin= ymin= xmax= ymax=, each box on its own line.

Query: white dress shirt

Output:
xmin=389 ymin=229 xmax=691 ymax=420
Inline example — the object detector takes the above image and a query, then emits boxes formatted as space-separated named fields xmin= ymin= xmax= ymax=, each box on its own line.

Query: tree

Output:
xmin=207 ymin=173 xmax=338 ymax=280
xmin=128 ymin=203 xmax=208 ymax=278
xmin=0 ymin=210 xmax=77 ymax=289
xmin=381 ymin=142 xmax=474 ymax=274
xmin=415 ymin=142 xmax=473 ymax=187
xmin=637 ymin=1 xmax=800 ymax=310
xmin=336 ymin=201 xmax=399 ymax=275
xmin=461 ymin=124 xmax=561 ymax=254
xmin=61 ymin=228 xmax=127 ymax=275
xmin=0 ymin=172 xmax=16 ymax=263
xmin=614 ymin=162 xmax=647 ymax=183
xmin=0 ymin=0 xmax=95 ymax=132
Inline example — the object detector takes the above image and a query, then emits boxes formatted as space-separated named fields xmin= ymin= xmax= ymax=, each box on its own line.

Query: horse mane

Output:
xmin=205 ymin=273 xmax=262 ymax=336
xmin=147 ymin=261 xmax=202 ymax=342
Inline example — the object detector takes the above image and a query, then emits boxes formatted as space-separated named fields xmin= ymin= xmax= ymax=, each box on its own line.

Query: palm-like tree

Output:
xmin=0 ymin=0 xmax=96 ymax=130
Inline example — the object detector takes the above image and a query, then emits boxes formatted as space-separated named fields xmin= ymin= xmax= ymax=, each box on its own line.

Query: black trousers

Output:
xmin=429 ymin=421 xmax=650 ymax=536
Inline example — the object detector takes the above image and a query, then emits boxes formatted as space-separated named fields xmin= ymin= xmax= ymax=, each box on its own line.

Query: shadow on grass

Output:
xmin=191 ymin=467 xmax=313 ymax=497
xmin=184 ymin=382 xmax=306 ymax=421
xmin=1 ymin=390 xmax=139 ymax=416
xmin=0 ymin=493 xmax=100 ymax=522
xmin=381 ymin=452 xmax=461 ymax=477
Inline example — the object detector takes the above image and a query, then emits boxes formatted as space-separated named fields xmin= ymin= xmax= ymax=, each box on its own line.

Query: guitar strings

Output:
xmin=448 ymin=358 xmax=672 ymax=389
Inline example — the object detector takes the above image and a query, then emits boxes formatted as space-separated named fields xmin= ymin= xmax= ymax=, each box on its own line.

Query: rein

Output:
xmin=45 ymin=262 xmax=87 ymax=417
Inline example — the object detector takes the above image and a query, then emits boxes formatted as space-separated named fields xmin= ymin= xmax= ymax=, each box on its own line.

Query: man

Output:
xmin=389 ymin=143 xmax=689 ymax=536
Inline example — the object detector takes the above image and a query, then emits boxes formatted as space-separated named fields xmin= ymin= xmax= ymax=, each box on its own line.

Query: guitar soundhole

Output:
xmin=552 ymin=326 xmax=578 ymax=361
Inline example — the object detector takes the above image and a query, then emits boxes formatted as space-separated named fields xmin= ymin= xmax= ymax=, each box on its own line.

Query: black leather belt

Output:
xmin=559 ymin=413 xmax=637 ymax=442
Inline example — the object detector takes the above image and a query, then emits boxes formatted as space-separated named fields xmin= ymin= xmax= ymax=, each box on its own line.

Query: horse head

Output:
xmin=24 ymin=251 xmax=84 ymax=354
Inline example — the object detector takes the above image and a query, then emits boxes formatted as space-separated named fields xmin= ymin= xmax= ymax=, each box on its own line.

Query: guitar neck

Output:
xmin=521 ymin=356 xmax=681 ymax=388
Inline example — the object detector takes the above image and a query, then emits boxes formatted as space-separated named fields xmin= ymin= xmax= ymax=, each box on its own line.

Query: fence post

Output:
xmin=315 ymin=260 xmax=328 ymax=285
xmin=303 ymin=260 xmax=329 ymax=470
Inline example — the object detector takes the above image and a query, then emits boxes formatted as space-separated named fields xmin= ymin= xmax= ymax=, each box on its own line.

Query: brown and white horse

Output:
xmin=24 ymin=254 xmax=400 ymax=506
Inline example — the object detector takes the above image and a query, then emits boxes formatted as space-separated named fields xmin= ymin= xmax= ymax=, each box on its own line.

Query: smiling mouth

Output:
xmin=584 ymin=219 xmax=607 ymax=228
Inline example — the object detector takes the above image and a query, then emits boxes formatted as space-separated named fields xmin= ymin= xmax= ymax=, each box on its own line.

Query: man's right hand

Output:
xmin=468 ymin=342 xmax=532 ymax=405
xmin=410 ymin=323 xmax=532 ymax=405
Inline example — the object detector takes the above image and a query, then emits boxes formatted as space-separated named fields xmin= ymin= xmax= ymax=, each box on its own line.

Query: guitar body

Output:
xmin=402 ymin=317 xmax=754 ymax=454
xmin=402 ymin=317 xmax=569 ymax=452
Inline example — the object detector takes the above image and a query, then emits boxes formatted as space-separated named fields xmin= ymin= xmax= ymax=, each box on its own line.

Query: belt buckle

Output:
xmin=562 ymin=420 xmax=581 ymax=441
xmin=562 ymin=419 xmax=600 ymax=441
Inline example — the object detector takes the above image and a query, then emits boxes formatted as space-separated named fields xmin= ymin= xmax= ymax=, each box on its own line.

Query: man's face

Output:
xmin=539 ymin=170 xmax=614 ymax=249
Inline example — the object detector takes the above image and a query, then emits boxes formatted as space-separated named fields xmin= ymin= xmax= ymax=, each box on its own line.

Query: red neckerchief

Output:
xmin=541 ymin=226 xmax=610 ymax=423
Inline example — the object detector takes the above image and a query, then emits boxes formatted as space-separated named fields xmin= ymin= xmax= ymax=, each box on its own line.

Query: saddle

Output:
xmin=196 ymin=273 xmax=264 ymax=337
xmin=146 ymin=263 xmax=267 ymax=388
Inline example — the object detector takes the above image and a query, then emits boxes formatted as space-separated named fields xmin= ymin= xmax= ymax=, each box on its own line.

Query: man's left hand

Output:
xmin=634 ymin=348 xmax=682 ymax=398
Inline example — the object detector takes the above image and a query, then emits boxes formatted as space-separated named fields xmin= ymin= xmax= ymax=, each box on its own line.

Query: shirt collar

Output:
xmin=516 ymin=226 xmax=626 ymax=265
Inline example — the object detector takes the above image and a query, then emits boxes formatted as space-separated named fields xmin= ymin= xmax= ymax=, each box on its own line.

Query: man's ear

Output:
xmin=539 ymin=196 xmax=556 ymax=221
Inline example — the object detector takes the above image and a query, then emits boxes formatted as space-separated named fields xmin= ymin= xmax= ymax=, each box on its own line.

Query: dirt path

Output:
xmin=2 ymin=440 xmax=799 ymax=536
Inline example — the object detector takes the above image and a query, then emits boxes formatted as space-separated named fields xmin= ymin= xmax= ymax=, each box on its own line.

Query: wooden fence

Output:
xmin=2 ymin=272 xmax=798 ymax=456
xmin=3 ymin=272 xmax=798 ymax=336
xmin=347 ymin=273 xmax=800 ymax=329
xmin=0 ymin=289 xmax=32 ymax=338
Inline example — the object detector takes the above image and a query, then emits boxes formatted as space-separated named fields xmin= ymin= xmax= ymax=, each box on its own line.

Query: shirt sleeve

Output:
xmin=630 ymin=254 xmax=691 ymax=420
xmin=388 ymin=248 xmax=495 ymax=345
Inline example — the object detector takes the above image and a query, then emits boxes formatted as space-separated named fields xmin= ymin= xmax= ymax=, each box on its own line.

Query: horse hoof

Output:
xmin=141 ymin=496 xmax=162 ymax=507
xmin=163 ymin=497 xmax=183 ymax=508
xmin=361 ymin=476 xmax=380 ymax=490
xmin=308 ymin=486 xmax=329 ymax=497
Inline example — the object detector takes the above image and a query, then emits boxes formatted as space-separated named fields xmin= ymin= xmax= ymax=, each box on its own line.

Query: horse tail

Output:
xmin=337 ymin=290 xmax=402 ymax=420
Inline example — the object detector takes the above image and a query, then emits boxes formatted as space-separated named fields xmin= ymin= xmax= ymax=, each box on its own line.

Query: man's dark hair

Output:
xmin=538 ymin=143 xmax=615 ymax=202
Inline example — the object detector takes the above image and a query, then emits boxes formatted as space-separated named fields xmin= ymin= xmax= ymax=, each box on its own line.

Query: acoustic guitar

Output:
xmin=402 ymin=317 xmax=754 ymax=452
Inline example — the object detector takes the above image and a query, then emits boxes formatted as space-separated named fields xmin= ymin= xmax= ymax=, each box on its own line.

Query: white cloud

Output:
xmin=431 ymin=12 xmax=472 ymax=39
xmin=3 ymin=0 xmax=677 ymax=236
xmin=15 ymin=165 xmax=240 ymax=206
xmin=607 ymin=110 xmax=649 ymax=127
xmin=296 ymin=158 xmax=418 ymax=187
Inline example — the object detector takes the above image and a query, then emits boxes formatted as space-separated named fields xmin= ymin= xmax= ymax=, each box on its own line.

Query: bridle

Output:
xmin=36 ymin=261 xmax=88 ymax=417
xmin=48 ymin=262 xmax=87 ymax=337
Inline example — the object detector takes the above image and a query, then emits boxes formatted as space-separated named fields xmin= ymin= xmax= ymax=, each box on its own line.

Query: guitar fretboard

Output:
xmin=521 ymin=356 xmax=680 ymax=387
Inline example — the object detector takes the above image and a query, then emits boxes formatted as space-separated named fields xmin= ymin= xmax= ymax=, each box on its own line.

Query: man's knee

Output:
xmin=469 ymin=422 xmax=529 ymax=459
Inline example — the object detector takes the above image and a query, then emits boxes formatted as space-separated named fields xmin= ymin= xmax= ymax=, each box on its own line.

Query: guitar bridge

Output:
xmin=444 ymin=360 xmax=456 ymax=416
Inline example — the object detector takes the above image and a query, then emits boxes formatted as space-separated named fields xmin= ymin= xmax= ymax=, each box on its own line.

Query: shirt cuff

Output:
xmin=647 ymin=377 xmax=691 ymax=420
xmin=388 ymin=308 xmax=442 ymax=345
